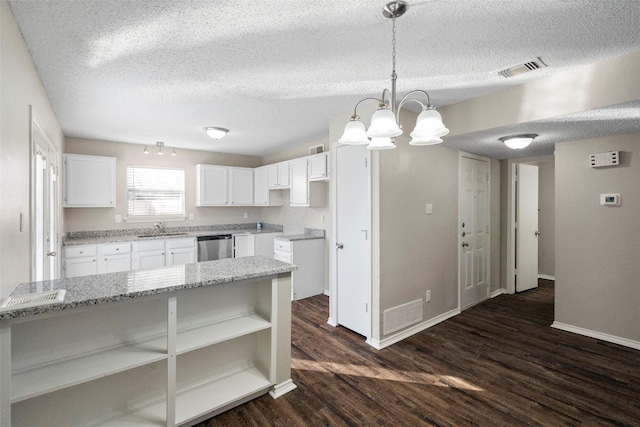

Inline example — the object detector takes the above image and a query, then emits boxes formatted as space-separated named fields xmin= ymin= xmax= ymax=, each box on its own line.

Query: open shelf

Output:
xmin=176 ymin=367 xmax=272 ymax=425
xmin=12 ymin=340 xmax=167 ymax=402
xmin=175 ymin=313 xmax=271 ymax=355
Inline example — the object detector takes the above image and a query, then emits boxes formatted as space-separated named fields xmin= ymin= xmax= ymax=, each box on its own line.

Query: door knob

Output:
xmin=336 ymin=243 xmax=344 ymax=249
xmin=47 ymin=251 xmax=57 ymax=257
xmin=535 ymin=231 xmax=541 ymax=236
xmin=461 ymin=242 xmax=469 ymax=247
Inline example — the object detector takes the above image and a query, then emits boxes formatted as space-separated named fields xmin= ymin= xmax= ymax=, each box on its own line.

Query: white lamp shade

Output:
xmin=410 ymin=109 xmax=449 ymax=139
xmin=204 ymin=127 xmax=229 ymax=139
xmin=366 ymin=108 xmax=403 ymax=138
xmin=501 ymin=135 xmax=535 ymax=149
xmin=339 ymin=119 xmax=370 ymax=145
xmin=367 ymin=137 xmax=396 ymax=150
xmin=409 ymin=136 xmax=443 ymax=146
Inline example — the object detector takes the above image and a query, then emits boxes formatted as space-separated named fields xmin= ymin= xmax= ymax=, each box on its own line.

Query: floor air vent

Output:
xmin=383 ymin=298 xmax=423 ymax=335
xmin=0 ymin=290 xmax=66 ymax=311
xmin=498 ymin=57 xmax=547 ymax=78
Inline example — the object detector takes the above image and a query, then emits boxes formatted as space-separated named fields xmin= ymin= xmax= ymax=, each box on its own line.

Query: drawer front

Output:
xmin=274 ymin=239 xmax=292 ymax=253
xmin=133 ymin=240 xmax=166 ymax=252
xmin=166 ymin=237 xmax=196 ymax=250
xmin=64 ymin=245 xmax=97 ymax=258
xmin=101 ymin=242 xmax=132 ymax=255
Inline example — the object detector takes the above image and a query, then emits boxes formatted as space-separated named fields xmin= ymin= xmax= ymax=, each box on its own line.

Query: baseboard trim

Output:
xmin=326 ymin=317 xmax=337 ymax=327
xmin=538 ymin=274 xmax=555 ymax=281
xmin=490 ymin=289 xmax=505 ymax=298
xmin=269 ymin=379 xmax=297 ymax=399
xmin=367 ymin=308 xmax=460 ymax=350
xmin=551 ymin=322 xmax=640 ymax=351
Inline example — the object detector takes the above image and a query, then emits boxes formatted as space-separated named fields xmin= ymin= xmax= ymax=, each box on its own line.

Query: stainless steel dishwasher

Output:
xmin=197 ymin=234 xmax=233 ymax=261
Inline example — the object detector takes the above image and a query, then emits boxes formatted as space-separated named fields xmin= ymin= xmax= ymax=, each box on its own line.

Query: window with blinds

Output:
xmin=127 ymin=166 xmax=185 ymax=218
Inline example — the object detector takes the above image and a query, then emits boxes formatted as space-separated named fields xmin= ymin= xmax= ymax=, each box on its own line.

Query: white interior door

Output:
xmin=32 ymin=115 xmax=59 ymax=282
xmin=459 ymin=156 xmax=490 ymax=310
xmin=335 ymin=145 xmax=370 ymax=337
xmin=516 ymin=163 xmax=539 ymax=292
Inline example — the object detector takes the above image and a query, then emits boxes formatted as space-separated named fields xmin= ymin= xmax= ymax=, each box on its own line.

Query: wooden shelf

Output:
xmin=12 ymin=341 xmax=167 ymax=403
xmin=175 ymin=313 xmax=271 ymax=355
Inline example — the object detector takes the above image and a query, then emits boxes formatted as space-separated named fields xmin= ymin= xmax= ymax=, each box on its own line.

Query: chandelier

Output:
xmin=339 ymin=1 xmax=449 ymax=150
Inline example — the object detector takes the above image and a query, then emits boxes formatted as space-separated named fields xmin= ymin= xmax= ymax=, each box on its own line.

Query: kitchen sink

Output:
xmin=137 ymin=232 xmax=189 ymax=238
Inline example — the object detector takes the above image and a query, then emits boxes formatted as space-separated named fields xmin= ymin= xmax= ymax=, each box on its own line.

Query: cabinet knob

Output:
xmin=116 ymin=248 xmax=119 ymax=251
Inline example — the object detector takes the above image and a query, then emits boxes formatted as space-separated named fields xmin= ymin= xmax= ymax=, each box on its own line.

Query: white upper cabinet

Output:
xmin=254 ymin=166 xmax=283 ymax=206
xmin=228 ymin=167 xmax=254 ymax=206
xmin=63 ymin=154 xmax=116 ymax=207
xmin=196 ymin=164 xmax=228 ymax=206
xmin=196 ymin=165 xmax=253 ymax=206
xmin=290 ymin=158 xmax=310 ymax=206
xmin=308 ymin=152 xmax=329 ymax=181
xmin=267 ymin=162 xmax=290 ymax=189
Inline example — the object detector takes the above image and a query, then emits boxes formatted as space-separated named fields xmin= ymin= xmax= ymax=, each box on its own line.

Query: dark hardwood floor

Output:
xmin=199 ymin=280 xmax=640 ymax=426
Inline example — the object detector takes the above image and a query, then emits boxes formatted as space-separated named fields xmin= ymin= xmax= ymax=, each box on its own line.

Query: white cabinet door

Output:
xmin=233 ymin=234 xmax=255 ymax=258
xmin=254 ymin=166 xmax=269 ymax=206
xmin=254 ymin=232 xmax=282 ymax=258
xmin=290 ymin=158 xmax=309 ymax=206
xmin=64 ymin=257 xmax=98 ymax=278
xmin=63 ymin=154 xmax=116 ymax=207
xmin=308 ymin=153 xmax=329 ymax=181
xmin=166 ymin=247 xmax=196 ymax=266
xmin=135 ymin=250 xmax=166 ymax=270
xmin=196 ymin=165 xmax=228 ymax=206
xmin=229 ymin=167 xmax=254 ymax=205
xmin=99 ymin=254 xmax=131 ymax=274
xmin=166 ymin=237 xmax=196 ymax=266
xmin=267 ymin=162 xmax=290 ymax=189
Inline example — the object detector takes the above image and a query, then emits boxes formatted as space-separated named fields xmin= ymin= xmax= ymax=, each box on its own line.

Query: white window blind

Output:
xmin=127 ymin=166 xmax=185 ymax=218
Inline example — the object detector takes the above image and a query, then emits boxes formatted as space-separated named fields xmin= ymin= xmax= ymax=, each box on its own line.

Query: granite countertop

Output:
xmin=0 ymin=256 xmax=296 ymax=320
xmin=63 ymin=227 xmax=284 ymax=246
xmin=277 ymin=234 xmax=325 ymax=241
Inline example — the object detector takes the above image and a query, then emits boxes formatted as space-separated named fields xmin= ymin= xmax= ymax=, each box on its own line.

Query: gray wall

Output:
xmin=555 ymin=134 xmax=640 ymax=341
xmin=0 ymin=1 xmax=65 ymax=297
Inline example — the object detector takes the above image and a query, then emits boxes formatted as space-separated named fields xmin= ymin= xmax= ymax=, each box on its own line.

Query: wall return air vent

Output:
xmin=498 ymin=57 xmax=547 ymax=78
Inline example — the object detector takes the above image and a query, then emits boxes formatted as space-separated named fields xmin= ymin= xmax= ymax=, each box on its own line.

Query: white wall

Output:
xmin=0 ymin=1 xmax=64 ymax=297
xmin=555 ymin=134 xmax=640 ymax=342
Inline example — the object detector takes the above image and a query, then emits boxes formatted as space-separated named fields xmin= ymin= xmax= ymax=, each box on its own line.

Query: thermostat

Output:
xmin=600 ymin=193 xmax=621 ymax=206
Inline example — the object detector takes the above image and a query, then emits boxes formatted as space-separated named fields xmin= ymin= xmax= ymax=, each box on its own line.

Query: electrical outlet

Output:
xmin=426 ymin=204 xmax=433 ymax=215
xmin=244 ymin=212 xmax=248 ymax=219
xmin=188 ymin=213 xmax=194 ymax=220
xmin=115 ymin=214 xmax=122 ymax=223
xmin=425 ymin=290 xmax=431 ymax=302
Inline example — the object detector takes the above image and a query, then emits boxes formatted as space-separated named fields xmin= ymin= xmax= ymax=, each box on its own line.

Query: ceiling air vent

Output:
xmin=498 ymin=58 xmax=547 ymax=78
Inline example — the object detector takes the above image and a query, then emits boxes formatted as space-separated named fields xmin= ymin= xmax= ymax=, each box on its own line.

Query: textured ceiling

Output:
xmin=8 ymin=0 xmax=640 ymax=158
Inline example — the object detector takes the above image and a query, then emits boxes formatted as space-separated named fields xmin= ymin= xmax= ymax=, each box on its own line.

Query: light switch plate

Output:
xmin=426 ymin=203 xmax=433 ymax=215
xmin=115 ymin=214 xmax=122 ymax=223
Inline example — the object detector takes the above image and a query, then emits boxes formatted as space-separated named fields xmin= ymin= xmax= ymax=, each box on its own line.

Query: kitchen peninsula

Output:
xmin=0 ymin=256 xmax=297 ymax=427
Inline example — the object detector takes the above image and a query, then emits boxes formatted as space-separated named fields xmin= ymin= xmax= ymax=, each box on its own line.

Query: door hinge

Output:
xmin=364 ymin=158 xmax=368 ymax=168
xmin=365 ymin=303 xmax=368 ymax=313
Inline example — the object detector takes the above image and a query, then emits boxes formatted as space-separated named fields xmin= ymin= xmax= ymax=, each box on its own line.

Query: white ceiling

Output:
xmin=8 ymin=0 xmax=640 ymax=159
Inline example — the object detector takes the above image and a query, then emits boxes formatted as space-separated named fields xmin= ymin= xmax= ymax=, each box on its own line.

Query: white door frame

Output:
xmin=458 ymin=151 xmax=491 ymax=310
xmin=329 ymin=141 xmax=373 ymax=340
xmin=30 ymin=106 xmax=60 ymax=282
xmin=505 ymin=155 xmax=553 ymax=294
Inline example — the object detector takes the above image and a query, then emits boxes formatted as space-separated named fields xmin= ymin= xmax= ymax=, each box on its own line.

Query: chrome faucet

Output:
xmin=154 ymin=222 xmax=164 ymax=233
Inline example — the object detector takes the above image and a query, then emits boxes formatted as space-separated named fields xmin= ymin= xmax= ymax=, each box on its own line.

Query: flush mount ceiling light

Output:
xmin=499 ymin=134 xmax=538 ymax=149
xmin=338 ymin=1 xmax=449 ymax=150
xmin=204 ymin=127 xmax=229 ymax=140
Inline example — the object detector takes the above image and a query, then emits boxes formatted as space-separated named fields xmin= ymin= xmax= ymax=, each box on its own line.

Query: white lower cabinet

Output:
xmin=273 ymin=238 xmax=324 ymax=300
xmin=133 ymin=240 xmax=167 ymax=271
xmin=98 ymin=243 xmax=132 ymax=274
xmin=5 ymin=277 xmax=285 ymax=427
xmin=166 ymin=238 xmax=197 ymax=266
xmin=63 ymin=245 xmax=98 ymax=278
xmin=233 ymin=234 xmax=254 ymax=258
